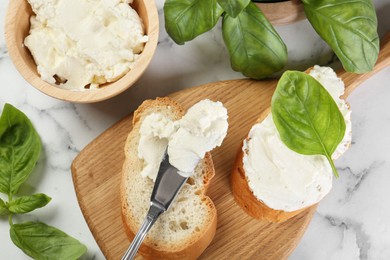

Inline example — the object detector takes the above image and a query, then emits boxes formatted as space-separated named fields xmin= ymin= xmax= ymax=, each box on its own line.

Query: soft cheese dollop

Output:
xmin=138 ymin=100 xmax=228 ymax=181
xmin=243 ymin=66 xmax=352 ymax=212
xmin=24 ymin=0 xmax=148 ymax=90
xmin=168 ymin=100 xmax=229 ymax=176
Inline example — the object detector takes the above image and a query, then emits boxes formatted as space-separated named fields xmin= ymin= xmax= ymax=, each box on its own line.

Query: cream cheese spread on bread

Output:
xmin=138 ymin=99 xmax=228 ymax=181
xmin=138 ymin=113 xmax=178 ymax=180
xmin=168 ymin=100 xmax=229 ymax=176
xmin=242 ymin=66 xmax=352 ymax=212
xmin=24 ymin=0 xmax=147 ymax=90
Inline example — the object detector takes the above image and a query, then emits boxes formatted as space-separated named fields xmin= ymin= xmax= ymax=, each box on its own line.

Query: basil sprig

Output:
xmin=11 ymin=222 xmax=87 ymax=260
xmin=164 ymin=0 xmax=224 ymax=45
xmin=222 ymin=2 xmax=287 ymax=79
xmin=164 ymin=0 xmax=288 ymax=79
xmin=302 ymin=0 xmax=379 ymax=73
xmin=0 ymin=104 xmax=41 ymax=195
xmin=271 ymin=71 xmax=346 ymax=177
xmin=8 ymin=193 xmax=51 ymax=214
xmin=0 ymin=104 xmax=87 ymax=259
xmin=164 ymin=0 xmax=378 ymax=78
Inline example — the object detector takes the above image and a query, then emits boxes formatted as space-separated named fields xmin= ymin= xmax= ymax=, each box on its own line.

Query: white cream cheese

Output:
xmin=24 ymin=0 xmax=148 ymax=90
xmin=138 ymin=113 xmax=178 ymax=181
xmin=243 ymin=66 xmax=352 ymax=212
xmin=138 ymin=100 xmax=228 ymax=181
xmin=168 ymin=100 xmax=229 ymax=176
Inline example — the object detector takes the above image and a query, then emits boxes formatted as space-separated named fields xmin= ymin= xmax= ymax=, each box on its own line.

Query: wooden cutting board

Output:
xmin=72 ymin=35 xmax=390 ymax=259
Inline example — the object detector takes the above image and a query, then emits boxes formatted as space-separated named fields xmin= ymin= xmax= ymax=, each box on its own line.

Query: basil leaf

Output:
xmin=271 ymin=71 xmax=346 ymax=177
xmin=217 ymin=0 xmax=250 ymax=18
xmin=8 ymin=193 xmax=51 ymax=214
xmin=302 ymin=0 xmax=379 ymax=73
xmin=222 ymin=2 xmax=287 ymax=79
xmin=164 ymin=0 xmax=224 ymax=44
xmin=10 ymin=222 xmax=87 ymax=260
xmin=0 ymin=104 xmax=41 ymax=196
xmin=0 ymin=198 xmax=9 ymax=215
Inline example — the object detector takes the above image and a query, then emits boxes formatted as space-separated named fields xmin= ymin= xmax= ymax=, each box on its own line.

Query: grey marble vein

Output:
xmin=158 ymin=33 xmax=174 ymax=48
xmin=80 ymin=251 xmax=97 ymax=260
xmin=24 ymin=106 xmax=81 ymax=171
xmin=339 ymin=161 xmax=384 ymax=203
xmin=157 ymin=5 xmax=163 ymax=14
xmin=72 ymin=104 xmax=93 ymax=132
xmin=0 ymin=44 xmax=8 ymax=60
xmin=324 ymin=215 xmax=370 ymax=260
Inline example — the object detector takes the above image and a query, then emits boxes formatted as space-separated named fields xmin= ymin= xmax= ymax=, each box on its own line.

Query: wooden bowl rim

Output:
xmin=254 ymin=0 xmax=302 ymax=7
xmin=5 ymin=0 xmax=159 ymax=103
xmin=255 ymin=0 xmax=305 ymax=26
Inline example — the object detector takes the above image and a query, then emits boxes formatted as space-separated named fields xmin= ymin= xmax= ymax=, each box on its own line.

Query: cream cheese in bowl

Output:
xmin=24 ymin=0 xmax=148 ymax=90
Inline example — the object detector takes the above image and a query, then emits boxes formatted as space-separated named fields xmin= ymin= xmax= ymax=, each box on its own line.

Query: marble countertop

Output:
xmin=1 ymin=0 xmax=390 ymax=259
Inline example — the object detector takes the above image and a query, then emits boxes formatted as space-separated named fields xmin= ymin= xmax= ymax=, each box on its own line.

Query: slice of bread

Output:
xmin=231 ymin=147 xmax=310 ymax=223
xmin=121 ymin=97 xmax=217 ymax=259
xmin=230 ymin=108 xmax=307 ymax=223
xmin=231 ymin=67 xmax=352 ymax=223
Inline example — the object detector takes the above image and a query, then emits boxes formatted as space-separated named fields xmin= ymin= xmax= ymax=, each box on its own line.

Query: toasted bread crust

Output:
xmin=132 ymin=97 xmax=184 ymax=126
xmin=230 ymin=107 xmax=306 ymax=223
xmin=120 ymin=97 xmax=217 ymax=259
xmin=231 ymin=68 xmax=351 ymax=223
xmin=121 ymin=198 xmax=217 ymax=260
xmin=231 ymin=146 xmax=308 ymax=223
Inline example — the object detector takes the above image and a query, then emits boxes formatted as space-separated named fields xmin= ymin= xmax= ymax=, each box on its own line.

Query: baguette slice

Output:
xmin=231 ymin=147 xmax=309 ymax=223
xmin=230 ymin=108 xmax=308 ymax=223
xmin=231 ymin=67 xmax=352 ymax=223
xmin=121 ymin=97 xmax=217 ymax=260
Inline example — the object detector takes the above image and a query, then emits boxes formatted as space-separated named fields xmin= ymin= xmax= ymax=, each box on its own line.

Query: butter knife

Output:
xmin=121 ymin=153 xmax=188 ymax=260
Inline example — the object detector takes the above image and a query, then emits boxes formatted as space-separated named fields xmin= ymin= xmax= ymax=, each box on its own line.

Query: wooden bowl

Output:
xmin=255 ymin=0 xmax=305 ymax=26
xmin=5 ymin=0 xmax=159 ymax=103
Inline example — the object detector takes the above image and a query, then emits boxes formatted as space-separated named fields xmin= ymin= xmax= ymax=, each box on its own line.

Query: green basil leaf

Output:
xmin=8 ymin=193 xmax=51 ymax=214
xmin=302 ymin=0 xmax=379 ymax=73
xmin=271 ymin=71 xmax=346 ymax=177
xmin=0 ymin=104 xmax=41 ymax=195
xmin=217 ymin=0 xmax=250 ymax=18
xmin=0 ymin=198 xmax=9 ymax=215
xmin=164 ymin=0 xmax=224 ymax=44
xmin=10 ymin=222 xmax=87 ymax=260
xmin=222 ymin=2 xmax=287 ymax=79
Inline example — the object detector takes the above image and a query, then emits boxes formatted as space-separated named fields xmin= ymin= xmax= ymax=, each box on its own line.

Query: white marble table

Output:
xmin=1 ymin=0 xmax=389 ymax=259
